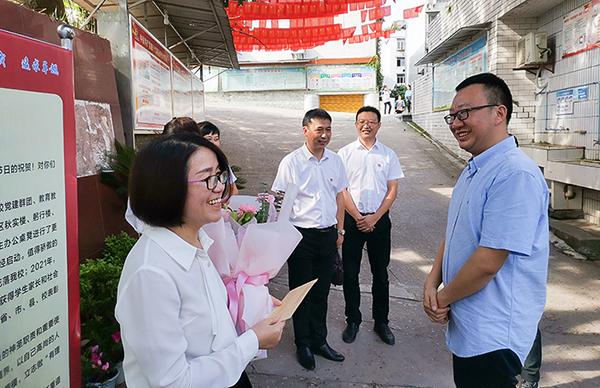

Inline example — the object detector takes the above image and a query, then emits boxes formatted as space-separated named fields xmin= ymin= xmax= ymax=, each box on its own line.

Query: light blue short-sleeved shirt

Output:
xmin=443 ymin=136 xmax=549 ymax=364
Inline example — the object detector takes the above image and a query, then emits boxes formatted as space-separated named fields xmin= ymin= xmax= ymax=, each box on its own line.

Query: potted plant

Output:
xmin=80 ymin=233 xmax=136 ymax=386
xmin=81 ymin=343 xmax=120 ymax=388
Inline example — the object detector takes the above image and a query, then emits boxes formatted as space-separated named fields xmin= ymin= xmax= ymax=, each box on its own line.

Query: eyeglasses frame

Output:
xmin=444 ymin=104 xmax=499 ymax=125
xmin=187 ymin=170 xmax=229 ymax=191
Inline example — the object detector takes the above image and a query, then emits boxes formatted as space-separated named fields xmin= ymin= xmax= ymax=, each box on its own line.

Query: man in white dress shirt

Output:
xmin=338 ymin=106 xmax=404 ymax=346
xmin=272 ymin=108 xmax=348 ymax=370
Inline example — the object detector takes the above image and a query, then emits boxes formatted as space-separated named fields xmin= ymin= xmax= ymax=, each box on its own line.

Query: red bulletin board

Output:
xmin=0 ymin=29 xmax=79 ymax=387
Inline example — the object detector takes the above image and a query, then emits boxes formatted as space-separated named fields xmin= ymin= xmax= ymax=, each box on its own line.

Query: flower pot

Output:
xmin=115 ymin=361 xmax=125 ymax=385
xmin=85 ymin=369 xmax=119 ymax=388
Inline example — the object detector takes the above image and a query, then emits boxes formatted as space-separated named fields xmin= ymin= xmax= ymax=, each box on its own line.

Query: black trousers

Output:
xmin=521 ymin=328 xmax=542 ymax=382
xmin=453 ymin=349 xmax=521 ymax=388
xmin=287 ymin=226 xmax=337 ymax=348
xmin=384 ymin=101 xmax=392 ymax=114
xmin=342 ymin=212 xmax=391 ymax=325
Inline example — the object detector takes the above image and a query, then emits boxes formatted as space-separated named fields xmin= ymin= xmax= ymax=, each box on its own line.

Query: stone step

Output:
xmin=549 ymin=218 xmax=600 ymax=260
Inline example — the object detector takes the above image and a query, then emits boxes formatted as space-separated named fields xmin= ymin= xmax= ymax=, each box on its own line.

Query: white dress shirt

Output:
xmin=115 ymin=226 xmax=258 ymax=388
xmin=271 ymin=145 xmax=348 ymax=228
xmin=338 ymin=139 xmax=404 ymax=213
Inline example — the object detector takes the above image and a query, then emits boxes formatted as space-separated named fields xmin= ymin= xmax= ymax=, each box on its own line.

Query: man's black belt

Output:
xmin=296 ymin=225 xmax=336 ymax=233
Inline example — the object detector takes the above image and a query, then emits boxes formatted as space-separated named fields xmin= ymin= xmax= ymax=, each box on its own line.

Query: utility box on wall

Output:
xmin=516 ymin=32 xmax=548 ymax=67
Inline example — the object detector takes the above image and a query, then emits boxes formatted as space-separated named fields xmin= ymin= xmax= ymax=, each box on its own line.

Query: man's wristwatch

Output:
xmin=337 ymin=229 xmax=345 ymax=236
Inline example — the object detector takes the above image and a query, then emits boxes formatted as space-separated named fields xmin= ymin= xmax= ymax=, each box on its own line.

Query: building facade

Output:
xmin=411 ymin=0 xmax=600 ymax=226
xmin=205 ymin=30 xmax=379 ymax=113
xmin=381 ymin=27 xmax=407 ymax=87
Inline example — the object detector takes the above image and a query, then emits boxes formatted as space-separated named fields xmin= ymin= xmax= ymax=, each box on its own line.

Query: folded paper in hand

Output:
xmin=269 ymin=279 xmax=317 ymax=321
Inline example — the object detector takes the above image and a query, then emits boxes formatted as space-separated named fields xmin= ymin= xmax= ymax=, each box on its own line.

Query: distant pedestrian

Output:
xmin=381 ymin=85 xmax=392 ymax=115
xmin=395 ymin=98 xmax=406 ymax=114
xmin=422 ymin=73 xmax=549 ymax=387
xmin=272 ymin=108 xmax=348 ymax=371
xmin=404 ymin=85 xmax=413 ymax=113
xmin=338 ymin=106 xmax=404 ymax=346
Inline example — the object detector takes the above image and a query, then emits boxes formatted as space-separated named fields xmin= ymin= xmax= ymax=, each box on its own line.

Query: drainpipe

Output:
xmin=596 ymin=82 xmax=600 ymax=147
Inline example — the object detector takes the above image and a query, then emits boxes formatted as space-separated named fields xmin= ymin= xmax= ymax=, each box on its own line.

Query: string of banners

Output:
xmin=226 ymin=0 xmax=392 ymax=51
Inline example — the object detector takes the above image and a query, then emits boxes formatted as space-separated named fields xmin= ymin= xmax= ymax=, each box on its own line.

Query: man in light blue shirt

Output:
xmin=422 ymin=73 xmax=549 ymax=387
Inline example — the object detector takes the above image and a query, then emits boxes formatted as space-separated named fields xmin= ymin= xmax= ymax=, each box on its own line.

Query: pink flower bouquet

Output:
xmin=203 ymin=185 xmax=302 ymax=342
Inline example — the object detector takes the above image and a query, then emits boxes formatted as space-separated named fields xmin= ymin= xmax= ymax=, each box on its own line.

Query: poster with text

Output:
xmin=222 ymin=67 xmax=306 ymax=91
xmin=307 ymin=65 xmax=375 ymax=92
xmin=433 ymin=36 xmax=488 ymax=111
xmin=192 ymin=77 xmax=205 ymax=122
xmin=0 ymin=28 xmax=78 ymax=388
xmin=563 ymin=0 xmax=600 ymax=58
xmin=130 ymin=17 xmax=172 ymax=130
xmin=171 ymin=57 xmax=193 ymax=118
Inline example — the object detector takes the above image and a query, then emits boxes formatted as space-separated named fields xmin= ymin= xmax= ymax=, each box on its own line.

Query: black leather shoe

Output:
xmin=342 ymin=322 xmax=360 ymax=343
xmin=311 ymin=342 xmax=345 ymax=362
xmin=374 ymin=323 xmax=395 ymax=345
xmin=296 ymin=346 xmax=315 ymax=370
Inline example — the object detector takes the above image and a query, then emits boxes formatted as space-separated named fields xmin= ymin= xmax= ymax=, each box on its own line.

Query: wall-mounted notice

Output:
xmin=130 ymin=17 xmax=204 ymax=129
xmin=0 ymin=29 xmax=78 ymax=388
xmin=171 ymin=58 xmax=193 ymax=118
xmin=563 ymin=0 xmax=600 ymax=58
xmin=555 ymin=86 xmax=589 ymax=116
xmin=222 ymin=67 xmax=307 ymax=92
xmin=74 ymin=100 xmax=115 ymax=177
xmin=307 ymin=65 xmax=375 ymax=92
xmin=192 ymin=77 xmax=205 ymax=122
xmin=130 ymin=17 xmax=173 ymax=130
xmin=433 ymin=36 xmax=488 ymax=111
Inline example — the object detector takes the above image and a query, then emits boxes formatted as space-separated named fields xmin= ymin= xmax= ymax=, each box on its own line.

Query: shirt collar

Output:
xmin=143 ymin=226 xmax=214 ymax=271
xmin=302 ymin=143 xmax=329 ymax=161
xmin=470 ymin=135 xmax=517 ymax=172
xmin=354 ymin=138 xmax=379 ymax=150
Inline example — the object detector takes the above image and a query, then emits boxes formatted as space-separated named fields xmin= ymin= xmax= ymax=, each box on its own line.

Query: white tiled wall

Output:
xmin=583 ymin=189 xmax=600 ymax=225
xmin=535 ymin=0 xmax=600 ymax=161
xmin=413 ymin=0 xmax=600 ymax=225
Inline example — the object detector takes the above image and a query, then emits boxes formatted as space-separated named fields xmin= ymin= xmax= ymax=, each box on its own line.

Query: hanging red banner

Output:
xmin=403 ymin=4 xmax=425 ymax=19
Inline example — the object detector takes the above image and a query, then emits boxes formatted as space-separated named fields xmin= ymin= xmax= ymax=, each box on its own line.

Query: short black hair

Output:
xmin=455 ymin=73 xmax=513 ymax=124
xmin=129 ymin=132 xmax=231 ymax=227
xmin=356 ymin=106 xmax=381 ymax=122
xmin=198 ymin=121 xmax=221 ymax=137
xmin=302 ymin=108 xmax=332 ymax=127
xmin=162 ymin=117 xmax=200 ymax=135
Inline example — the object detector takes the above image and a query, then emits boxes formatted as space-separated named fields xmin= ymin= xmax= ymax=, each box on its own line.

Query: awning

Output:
xmin=75 ymin=0 xmax=238 ymax=69
xmin=414 ymin=22 xmax=491 ymax=66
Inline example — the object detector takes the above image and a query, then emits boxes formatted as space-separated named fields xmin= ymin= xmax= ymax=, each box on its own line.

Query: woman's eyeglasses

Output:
xmin=188 ymin=170 xmax=229 ymax=191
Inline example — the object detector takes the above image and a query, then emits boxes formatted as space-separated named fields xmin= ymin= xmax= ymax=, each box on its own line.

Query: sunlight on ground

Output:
xmin=568 ymin=319 xmax=600 ymax=335
xmin=543 ymin=344 xmax=600 ymax=363
xmin=390 ymin=248 xmax=433 ymax=275
xmin=546 ymin=286 xmax=600 ymax=311
xmin=428 ymin=187 xmax=454 ymax=198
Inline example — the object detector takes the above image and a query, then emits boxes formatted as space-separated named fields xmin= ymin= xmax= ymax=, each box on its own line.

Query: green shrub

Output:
xmin=80 ymin=232 xmax=137 ymax=382
xmin=101 ymin=232 xmax=137 ymax=267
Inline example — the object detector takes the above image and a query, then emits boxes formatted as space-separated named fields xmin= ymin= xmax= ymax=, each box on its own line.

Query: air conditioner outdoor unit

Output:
xmin=516 ymin=32 xmax=548 ymax=67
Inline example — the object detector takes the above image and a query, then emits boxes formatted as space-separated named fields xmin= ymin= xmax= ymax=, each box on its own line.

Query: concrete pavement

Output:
xmin=207 ymin=102 xmax=600 ymax=387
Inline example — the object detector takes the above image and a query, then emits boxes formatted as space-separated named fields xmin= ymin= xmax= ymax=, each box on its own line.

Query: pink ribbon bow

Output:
xmin=223 ymin=271 xmax=269 ymax=334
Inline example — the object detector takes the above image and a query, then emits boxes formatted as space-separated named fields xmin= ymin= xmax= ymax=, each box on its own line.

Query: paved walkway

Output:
xmin=206 ymin=102 xmax=600 ymax=387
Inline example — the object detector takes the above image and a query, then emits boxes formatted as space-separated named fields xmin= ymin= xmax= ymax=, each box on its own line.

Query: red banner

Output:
xmin=403 ymin=4 xmax=424 ymax=19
